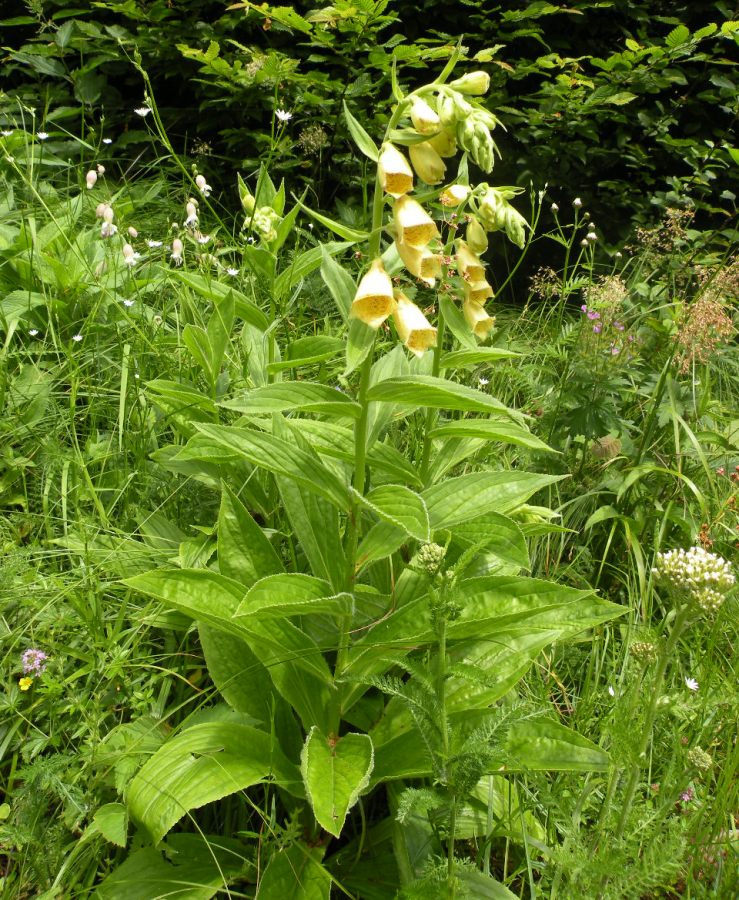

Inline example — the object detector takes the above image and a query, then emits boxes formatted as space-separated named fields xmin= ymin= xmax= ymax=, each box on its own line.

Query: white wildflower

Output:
xmin=275 ymin=109 xmax=293 ymax=123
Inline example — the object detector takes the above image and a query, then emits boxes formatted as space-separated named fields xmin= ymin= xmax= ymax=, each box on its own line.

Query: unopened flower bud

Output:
xmin=410 ymin=96 xmax=441 ymax=135
xmin=427 ymin=128 xmax=457 ymax=158
xmin=573 ymin=197 xmax=583 ymax=208
xmin=466 ymin=217 xmax=488 ymax=254
xmin=409 ymin=140 xmax=446 ymax=185
xmin=85 ymin=170 xmax=97 ymax=189
xmin=128 ymin=226 xmax=138 ymax=238
xmin=417 ymin=542 xmax=446 ymax=576
xmin=449 ymin=70 xmax=490 ymax=96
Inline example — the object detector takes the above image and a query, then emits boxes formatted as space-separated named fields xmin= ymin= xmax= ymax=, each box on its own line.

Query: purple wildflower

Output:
xmin=587 ymin=310 xmax=600 ymax=320
xmin=22 ymin=648 xmax=48 ymax=675
xmin=581 ymin=304 xmax=588 ymax=313
xmin=610 ymin=345 xmax=620 ymax=355
xmin=614 ymin=321 xmax=624 ymax=331
xmin=593 ymin=324 xmax=602 ymax=334
xmin=680 ymin=787 xmax=694 ymax=804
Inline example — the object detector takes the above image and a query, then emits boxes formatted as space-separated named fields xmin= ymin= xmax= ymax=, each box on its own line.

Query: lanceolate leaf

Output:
xmin=441 ymin=347 xmax=520 ymax=367
xmin=423 ymin=471 xmax=564 ymax=529
xmin=301 ymin=729 xmax=374 ymax=837
xmin=343 ymin=99 xmax=380 ymax=162
xmin=128 ymin=723 xmax=302 ymax=844
xmin=430 ymin=419 xmax=555 ymax=452
xmin=218 ymin=483 xmax=284 ymax=587
xmin=355 ymin=484 xmax=430 ymax=541
xmin=195 ymin=423 xmax=350 ymax=509
xmin=366 ymin=375 xmax=519 ymax=419
xmin=221 ymin=382 xmax=361 ymax=418
xmin=235 ymin=573 xmax=353 ymax=618
xmin=170 ymin=270 xmax=268 ymax=331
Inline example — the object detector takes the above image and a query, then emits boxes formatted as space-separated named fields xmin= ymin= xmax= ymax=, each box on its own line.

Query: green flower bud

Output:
xmin=449 ymin=70 xmax=491 ymax=96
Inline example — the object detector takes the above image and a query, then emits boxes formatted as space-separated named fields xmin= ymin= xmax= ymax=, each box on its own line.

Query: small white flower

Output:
xmin=275 ymin=108 xmax=293 ymax=123
xmin=127 ymin=226 xmax=138 ymax=238
xmin=226 ymin=267 xmax=239 ymax=276
xmin=615 ymin=251 xmax=622 ymax=259
xmin=607 ymin=685 xmax=615 ymax=697
xmin=101 ymin=222 xmax=118 ymax=238
xmin=586 ymin=231 xmax=597 ymax=242
xmin=85 ymin=170 xmax=97 ymax=189
xmin=96 ymin=164 xmax=105 ymax=175
xmin=122 ymin=243 xmax=140 ymax=266
xmin=550 ymin=203 xmax=559 ymax=213
xmin=171 ymin=238 xmax=184 ymax=265
xmin=573 ymin=197 xmax=582 ymax=208
xmin=29 ymin=329 xmax=39 ymax=337
xmin=184 ymin=200 xmax=198 ymax=228
xmin=72 ymin=334 xmax=83 ymax=342
xmin=478 ymin=377 xmax=489 ymax=386
xmin=197 ymin=234 xmax=210 ymax=245
xmin=134 ymin=106 xmax=152 ymax=117
xmin=37 ymin=131 xmax=49 ymax=140
xmin=146 ymin=239 xmax=163 ymax=248
xmin=123 ymin=299 xmax=135 ymax=307
xmin=580 ymin=239 xmax=589 ymax=247
xmin=102 ymin=137 xmax=112 ymax=145
xmin=195 ymin=174 xmax=212 ymax=197
xmin=1 ymin=130 xmax=14 ymax=137
xmin=685 ymin=677 xmax=699 ymax=692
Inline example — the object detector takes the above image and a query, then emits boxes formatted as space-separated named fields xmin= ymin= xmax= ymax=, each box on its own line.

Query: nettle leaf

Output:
xmin=221 ymin=382 xmax=361 ymax=418
xmin=128 ymin=723 xmax=302 ymax=844
xmin=355 ymin=484 xmax=430 ymax=541
xmin=93 ymin=803 xmax=128 ymax=847
xmin=301 ymin=728 xmax=374 ymax=837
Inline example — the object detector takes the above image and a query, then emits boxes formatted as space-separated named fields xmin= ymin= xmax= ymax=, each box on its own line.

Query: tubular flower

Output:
xmin=378 ymin=143 xmax=414 ymax=198
xmin=410 ymin=96 xmax=441 ymax=135
xmin=464 ymin=279 xmax=494 ymax=305
xmin=409 ymin=141 xmax=446 ymax=186
xmin=427 ymin=128 xmax=457 ymax=158
xmin=171 ymin=238 xmax=184 ymax=266
xmin=396 ymin=240 xmax=442 ymax=288
xmin=463 ymin=299 xmax=496 ymax=340
xmin=440 ymin=184 xmax=471 ymax=207
xmin=394 ymin=195 xmax=439 ymax=249
xmin=393 ymin=291 xmax=437 ymax=358
xmin=350 ymin=259 xmax=396 ymax=329
xmin=466 ymin=217 xmax=488 ymax=254
xmin=456 ymin=240 xmax=486 ymax=282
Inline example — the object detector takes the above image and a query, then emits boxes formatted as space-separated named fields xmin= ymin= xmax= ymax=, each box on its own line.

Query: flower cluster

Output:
xmin=19 ymin=648 xmax=48 ymax=691
xmin=687 ymin=746 xmax=712 ymax=771
xmin=652 ymin=546 xmax=735 ymax=614
xmin=350 ymin=71 xmax=525 ymax=357
xmin=240 ymin=183 xmax=282 ymax=244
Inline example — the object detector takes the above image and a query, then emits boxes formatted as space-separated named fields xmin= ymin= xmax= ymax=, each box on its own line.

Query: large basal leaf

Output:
xmin=96 ymin=834 xmax=247 ymax=900
xmin=355 ymin=484 xmax=430 ymax=542
xmin=301 ymin=728 xmax=374 ymax=837
xmin=235 ymin=573 xmax=354 ymax=618
xmin=366 ymin=375 xmax=519 ymax=419
xmin=256 ymin=843 xmax=331 ymax=899
xmin=195 ymin=423 xmax=350 ymax=509
xmin=423 ymin=471 xmax=564 ymax=530
xmin=218 ymin=483 xmax=284 ymax=587
xmin=128 ymin=723 xmax=302 ymax=844
xmin=221 ymin=382 xmax=361 ymax=418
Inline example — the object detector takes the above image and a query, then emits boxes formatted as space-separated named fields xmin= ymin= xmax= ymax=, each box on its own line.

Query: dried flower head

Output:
xmin=675 ymin=294 xmax=734 ymax=374
xmin=297 ymin=124 xmax=329 ymax=155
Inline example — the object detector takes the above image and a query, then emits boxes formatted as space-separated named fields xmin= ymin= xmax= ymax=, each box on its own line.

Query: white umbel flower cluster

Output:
xmin=652 ymin=546 xmax=735 ymax=614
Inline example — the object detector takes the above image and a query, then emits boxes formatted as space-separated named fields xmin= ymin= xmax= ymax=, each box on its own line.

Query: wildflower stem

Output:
xmin=419 ymin=313 xmax=446 ymax=485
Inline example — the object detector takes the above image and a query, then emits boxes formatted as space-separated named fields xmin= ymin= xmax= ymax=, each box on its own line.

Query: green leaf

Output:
xmin=301 ymin=728 xmax=374 ymax=837
xmin=93 ymin=803 xmax=128 ymax=847
xmin=438 ymin=294 xmax=477 ymax=349
xmin=235 ymin=573 xmax=353 ymax=618
xmin=218 ymin=483 xmax=284 ymax=586
xmin=457 ymin=869 xmax=518 ymax=899
xmin=199 ymin=625 xmax=274 ymax=721
xmin=356 ymin=521 xmax=406 ymax=569
xmin=221 ymin=382 xmax=361 ymax=418
xmin=96 ymin=834 xmax=246 ymax=900
xmin=366 ymin=375 xmax=519 ymax=418
xmin=450 ymin=511 xmax=530 ymax=574
xmin=275 ymin=241 xmax=353 ymax=297
xmin=423 ymin=471 xmax=564 ymax=530
xmin=505 ymin=719 xmax=610 ymax=771
xmin=429 ymin=419 xmax=554 ymax=452
xmin=256 ymin=843 xmax=331 ymax=899
xmin=343 ymin=100 xmax=380 ymax=162
xmin=296 ymin=198 xmax=369 ymax=242
xmin=128 ymin=723 xmax=301 ymax=844
xmin=355 ymin=485 xmax=430 ymax=541
xmin=170 ymin=270 xmax=268 ymax=331
xmin=603 ymin=91 xmax=638 ymax=105
xmin=441 ymin=347 xmax=520 ymax=367
xmin=267 ymin=335 xmax=344 ymax=373
xmin=320 ymin=247 xmax=355 ymax=322
xmin=195 ymin=423 xmax=350 ymax=509
xmin=665 ymin=24 xmax=690 ymax=47
xmin=345 ymin=317 xmax=376 ymax=375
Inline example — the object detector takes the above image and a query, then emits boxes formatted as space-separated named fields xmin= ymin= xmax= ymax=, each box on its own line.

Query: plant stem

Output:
xmin=419 ymin=314 xmax=446 ymax=485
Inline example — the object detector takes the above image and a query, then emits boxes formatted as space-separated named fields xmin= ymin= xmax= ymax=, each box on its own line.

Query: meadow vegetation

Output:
xmin=0 ymin=2 xmax=737 ymax=897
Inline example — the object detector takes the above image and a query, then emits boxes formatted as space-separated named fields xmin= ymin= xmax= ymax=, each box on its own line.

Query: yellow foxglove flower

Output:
xmin=427 ymin=128 xmax=457 ymax=158
xmin=410 ymin=96 xmax=441 ymax=135
xmin=464 ymin=299 xmax=496 ymax=339
xmin=466 ymin=217 xmax=488 ymax=254
xmin=394 ymin=195 xmax=439 ymax=249
xmin=350 ymin=259 xmax=396 ymax=329
xmin=456 ymin=240 xmax=486 ymax=282
xmin=393 ymin=291 xmax=437 ymax=357
xmin=449 ymin=71 xmax=491 ymax=96
xmin=378 ymin=143 xmax=414 ymax=198
xmin=409 ymin=141 xmax=446 ymax=185
xmin=464 ymin=279 xmax=494 ymax=305
xmin=396 ymin=240 xmax=442 ymax=288
xmin=440 ymin=184 xmax=471 ymax=207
